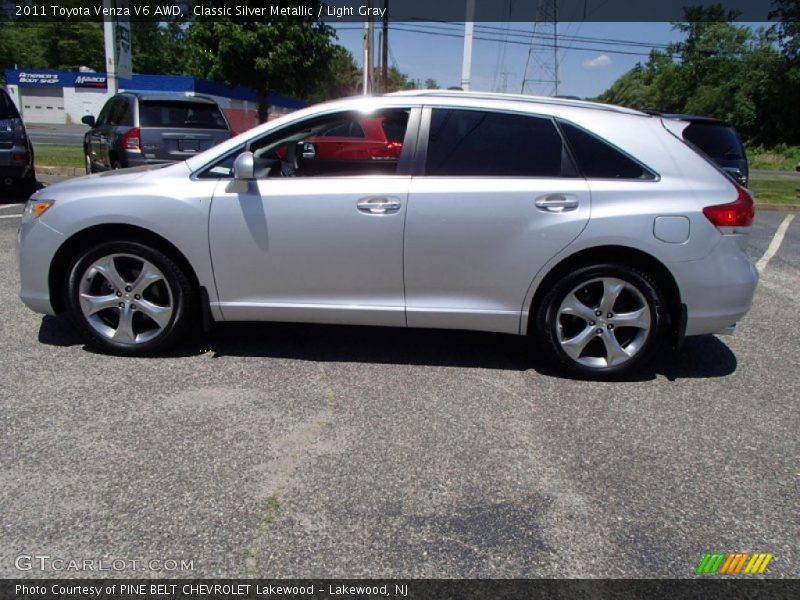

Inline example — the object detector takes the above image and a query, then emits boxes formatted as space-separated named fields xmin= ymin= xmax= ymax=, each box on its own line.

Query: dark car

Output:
xmin=82 ymin=93 xmax=233 ymax=173
xmin=0 ymin=86 xmax=35 ymax=197
xmin=659 ymin=113 xmax=749 ymax=187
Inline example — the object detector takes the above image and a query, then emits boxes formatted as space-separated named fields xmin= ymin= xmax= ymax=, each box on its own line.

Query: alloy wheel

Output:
xmin=77 ymin=253 xmax=173 ymax=344
xmin=556 ymin=277 xmax=651 ymax=369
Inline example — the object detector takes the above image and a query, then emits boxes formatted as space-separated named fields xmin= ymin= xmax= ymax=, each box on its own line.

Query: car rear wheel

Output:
xmin=535 ymin=264 xmax=665 ymax=379
xmin=66 ymin=241 xmax=196 ymax=356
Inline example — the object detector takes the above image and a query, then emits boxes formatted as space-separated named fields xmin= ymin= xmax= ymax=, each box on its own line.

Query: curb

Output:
xmin=37 ymin=165 xmax=84 ymax=177
xmin=757 ymin=203 xmax=800 ymax=212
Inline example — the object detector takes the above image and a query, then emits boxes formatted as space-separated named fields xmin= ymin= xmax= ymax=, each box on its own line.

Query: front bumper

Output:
xmin=17 ymin=215 xmax=64 ymax=316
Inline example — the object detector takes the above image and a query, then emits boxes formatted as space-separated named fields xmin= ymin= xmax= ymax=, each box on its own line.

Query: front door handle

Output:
xmin=357 ymin=196 xmax=402 ymax=215
xmin=535 ymin=194 xmax=580 ymax=212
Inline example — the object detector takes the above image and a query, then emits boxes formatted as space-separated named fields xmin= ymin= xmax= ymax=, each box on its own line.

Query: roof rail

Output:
xmin=386 ymin=89 xmax=646 ymax=115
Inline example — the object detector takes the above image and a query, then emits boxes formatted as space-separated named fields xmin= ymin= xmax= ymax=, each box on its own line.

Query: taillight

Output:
xmin=702 ymin=184 xmax=754 ymax=228
xmin=368 ymin=142 xmax=403 ymax=160
xmin=122 ymin=127 xmax=140 ymax=151
xmin=12 ymin=152 xmax=29 ymax=161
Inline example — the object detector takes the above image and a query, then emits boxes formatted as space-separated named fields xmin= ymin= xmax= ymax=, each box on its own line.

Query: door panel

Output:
xmin=209 ymin=177 xmax=410 ymax=326
xmin=404 ymin=177 xmax=591 ymax=333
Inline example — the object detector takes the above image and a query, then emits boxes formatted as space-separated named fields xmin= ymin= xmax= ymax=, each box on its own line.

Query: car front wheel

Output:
xmin=536 ymin=264 xmax=665 ymax=379
xmin=66 ymin=241 xmax=196 ymax=356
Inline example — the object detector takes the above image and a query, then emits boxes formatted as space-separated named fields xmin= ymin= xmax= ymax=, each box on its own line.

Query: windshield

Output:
xmin=139 ymin=100 xmax=228 ymax=129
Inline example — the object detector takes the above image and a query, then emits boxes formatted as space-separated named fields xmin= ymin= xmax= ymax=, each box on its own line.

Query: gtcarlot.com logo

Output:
xmin=15 ymin=554 xmax=194 ymax=572
xmin=696 ymin=552 xmax=774 ymax=575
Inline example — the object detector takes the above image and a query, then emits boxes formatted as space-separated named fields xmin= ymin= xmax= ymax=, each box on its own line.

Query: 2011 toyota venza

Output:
xmin=17 ymin=91 xmax=758 ymax=378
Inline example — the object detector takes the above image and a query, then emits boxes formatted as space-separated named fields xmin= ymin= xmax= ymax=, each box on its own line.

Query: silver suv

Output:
xmin=18 ymin=91 xmax=758 ymax=378
xmin=82 ymin=93 xmax=232 ymax=172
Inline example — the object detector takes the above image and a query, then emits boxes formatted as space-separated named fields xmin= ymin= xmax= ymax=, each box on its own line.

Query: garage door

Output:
xmin=19 ymin=86 xmax=65 ymax=124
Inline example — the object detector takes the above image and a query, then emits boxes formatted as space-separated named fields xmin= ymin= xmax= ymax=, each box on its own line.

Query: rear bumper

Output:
xmin=0 ymin=162 xmax=34 ymax=181
xmin=124 ymin=152 xmax=174 ymax=168
xmin=670 ymin=235 xmax=758 ymax=336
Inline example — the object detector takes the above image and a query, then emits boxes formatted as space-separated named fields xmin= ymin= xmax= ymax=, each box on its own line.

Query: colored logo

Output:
xmin=696 ymin=552 xmax=774 ymax=574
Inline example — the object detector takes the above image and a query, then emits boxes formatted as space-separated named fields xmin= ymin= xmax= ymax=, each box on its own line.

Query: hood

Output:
xmin=32 ymin=161 xmax=190 ymax=199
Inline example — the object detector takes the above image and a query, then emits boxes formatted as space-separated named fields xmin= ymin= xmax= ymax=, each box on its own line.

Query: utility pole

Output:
xmin=520 ymin=0 xmax=560 ymax=96
xmin=103 ymin=0 xmax=118 ymax=95
xmin=382 ymin=0 xmax=389 ymax=93
xmin=362 ymin=0 xmax=373 ymax=94
xmin=554 ymin=0 xmax=559 ymax=96
xmin=460 ymin=0 xmax=476 ymax=90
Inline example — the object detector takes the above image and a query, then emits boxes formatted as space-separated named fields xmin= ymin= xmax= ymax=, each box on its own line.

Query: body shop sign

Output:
xmin=17 ymin=72 xmax=60 ymax=85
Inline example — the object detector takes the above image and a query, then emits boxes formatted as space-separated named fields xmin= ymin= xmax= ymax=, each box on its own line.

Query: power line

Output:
xmin=336 ymin=23 xmax=777 ymax=60
xmin=383 ymin=23 xmax=673 ymax=58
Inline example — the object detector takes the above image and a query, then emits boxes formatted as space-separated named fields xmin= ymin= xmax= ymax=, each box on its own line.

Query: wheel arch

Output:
xmin=48 ymin=223 xmax=201 ymax=315
xmin=526 ymin=245 xmax=683 ymax=344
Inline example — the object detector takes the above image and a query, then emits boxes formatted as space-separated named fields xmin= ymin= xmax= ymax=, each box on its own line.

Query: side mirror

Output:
xmin=299 ymin=142 xmax=316 ymax=160
xmin=81 ymin=115 xmax=96 ymax=127
xmin=233 ymin=152 xmax=255 ymax=180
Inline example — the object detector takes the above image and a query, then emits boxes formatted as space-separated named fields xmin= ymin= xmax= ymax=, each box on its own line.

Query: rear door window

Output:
xmin=425 ymin=109 xmax=570 ymax=177
xmin=559 ymin=121 xmax=656 ymax=180
xmin=139 ymin=101 xmax=228 ymax=129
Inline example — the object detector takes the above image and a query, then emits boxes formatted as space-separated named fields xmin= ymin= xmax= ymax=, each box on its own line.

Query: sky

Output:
xmin=331 ymin=21 xmax=768 ymax=99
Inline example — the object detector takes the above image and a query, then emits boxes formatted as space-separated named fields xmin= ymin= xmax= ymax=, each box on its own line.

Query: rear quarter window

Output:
xmin=139 ymin=101 xmax=228 ymax=130
xmin=682 ymin=123 xmax=744 ymax=160
xmin=559 ymin=121 xmax=656 ymax=180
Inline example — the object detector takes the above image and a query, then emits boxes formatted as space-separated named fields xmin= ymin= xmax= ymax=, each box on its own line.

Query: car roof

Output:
xmin=123 ymin=92 xmax=218 ymax=105
xmin=387 ymin=89 xmax=647 ymax=116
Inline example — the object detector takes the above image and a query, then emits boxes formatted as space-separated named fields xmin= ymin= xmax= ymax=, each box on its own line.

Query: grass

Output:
xmin=33 ymin=143 xmax=83 ymax=169
xmin=749 ymin=145 xmax=800 ymax=172
xmin=749 ymin=174 xmax=800 ymax=205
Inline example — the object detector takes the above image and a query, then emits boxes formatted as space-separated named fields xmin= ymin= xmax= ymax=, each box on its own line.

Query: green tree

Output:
xmin=131 ymin=22 xmax=187 ymax=75
xmin=424 ymin=78 xmax=440 ymax=89
xmin=598 ymin=4 xmax=792 ymax=144
xmin=185 ymin=1 xmax=335 ymax=122
xmin=306 ymin=45 xmax=360 ymax=103
xmin=39 ymin=22 xmax=104 ymax=71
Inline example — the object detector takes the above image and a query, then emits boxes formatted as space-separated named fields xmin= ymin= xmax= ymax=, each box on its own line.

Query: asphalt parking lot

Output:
xmin=0 ymin=191 xmax=797 ymax=578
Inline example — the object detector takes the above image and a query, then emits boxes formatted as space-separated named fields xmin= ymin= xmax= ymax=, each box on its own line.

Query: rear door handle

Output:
xmin=535 ymin=194 xmax=579 ymax=212
xmin=357 ymin=196 xmax=402 ymax=215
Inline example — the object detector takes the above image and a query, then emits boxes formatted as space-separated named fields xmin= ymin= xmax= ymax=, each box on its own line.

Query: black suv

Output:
xmin=82 ymin=93 xmax=233 ymax=173
xmin=0 ymin=86 xmax=35 ymax=198
xmin=659 ymin=113 xmax=749 ymax=187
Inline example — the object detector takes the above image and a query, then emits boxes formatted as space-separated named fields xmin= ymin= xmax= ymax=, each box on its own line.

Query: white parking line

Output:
xmin=0 ymin=203 xmax=24 ymax=211
xmin=757 ymin=214 xmax=796 ymax=273
xmin=0 ymin=214 xmax=22 ymax=219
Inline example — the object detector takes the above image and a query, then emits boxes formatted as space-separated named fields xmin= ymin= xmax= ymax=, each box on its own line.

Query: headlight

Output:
xmin=25 ymin=199 xmax=55 ymax=219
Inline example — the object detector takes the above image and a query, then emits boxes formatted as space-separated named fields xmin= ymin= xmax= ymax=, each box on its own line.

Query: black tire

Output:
xmin=534 ymin=264 xmax=665 ymax=380
xmin=65 ymin=241 xmax=197 ymax=356
xmin=85 ymin=153 xmax=93 ymax=174
xmin=18 ymin=176 xmax=37 ymax=198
